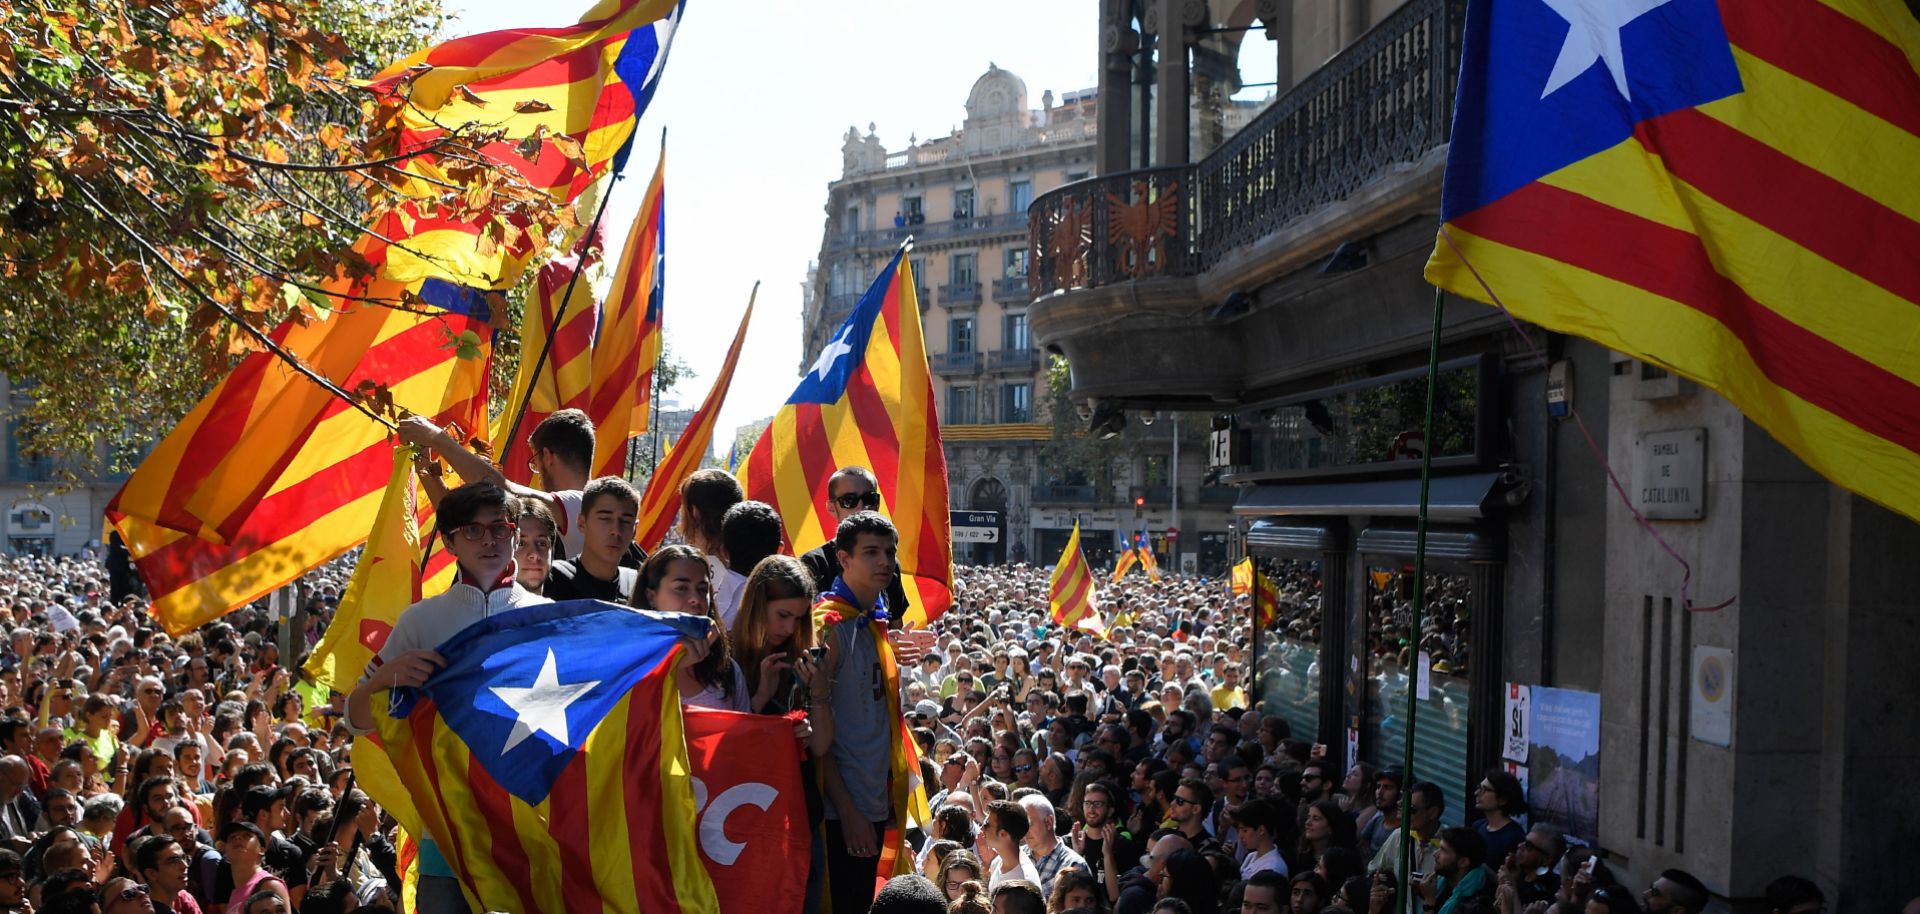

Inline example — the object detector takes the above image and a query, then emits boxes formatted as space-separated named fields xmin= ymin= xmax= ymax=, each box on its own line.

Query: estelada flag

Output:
xmin=1049 ymin=521 xmax=1104 ymax=636
xmin=743 ymin=249 xmax=953 ymax=625
xmin=683 ymin=708 xmax=810 ymax=914
xmin=368 ymin=601 xmax=718 ymax=914
xmin=301 ymin=445 xmax=456 ymax=695
xmin=1426 ymin=0 xmax=1920 ymax=523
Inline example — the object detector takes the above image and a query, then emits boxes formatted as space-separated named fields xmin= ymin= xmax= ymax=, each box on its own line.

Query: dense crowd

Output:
xmin=0 ymin=404 xmax=1848 ymax=914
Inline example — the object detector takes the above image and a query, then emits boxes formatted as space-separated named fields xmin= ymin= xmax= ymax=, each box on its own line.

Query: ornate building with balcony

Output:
xmin=1021 ymin=0 xmax=1920 ymax=907
xmin=809 ymin=64 xmax=1164 ymax=566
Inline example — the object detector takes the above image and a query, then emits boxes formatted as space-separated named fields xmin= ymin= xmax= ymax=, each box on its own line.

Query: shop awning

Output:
xmin=1229 ymin=471 xmax=1504 ymax=521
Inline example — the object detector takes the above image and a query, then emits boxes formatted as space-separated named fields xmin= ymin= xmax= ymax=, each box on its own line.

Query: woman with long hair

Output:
xmin=1157 ymin=849 xmax=1219 ymax=914
xmin=729 ymin=555 xmax=818 ymax=714
xmin=637 ymin=545 xmax=749 ymax=711
xmin=1301 ymin=798 xmax=1358 ymax=862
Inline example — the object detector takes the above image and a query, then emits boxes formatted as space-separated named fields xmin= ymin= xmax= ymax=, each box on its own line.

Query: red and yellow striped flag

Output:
xmin=1427 ymin=0 xmax=1920 ymax=522
xmin=1230 ymin=556 xmax=1254 ymax=596
xmin=302 ymin=446 xmax=458 ymax=695
xmin=104 ymin=211 xmax=497 ymax=634
xmin=1108 ymin=546 xmax=1139 ymax=584
xmin=1049 ymin=521 xmax=1104 ymax=636
xmin=367 ymin=0 xmax=685 ymax=200
xmin=742 ymin=250 xmax=953 ymax=626
xmin=634 ymin=298 xmax=753 ymax=550
xmin=491 ymin=234 xmax=604 ymax=484
xmin=1255 ymin=567 xmax=1279 ymax=629
xmin=590 ymin=152 xmax=666 ymax=478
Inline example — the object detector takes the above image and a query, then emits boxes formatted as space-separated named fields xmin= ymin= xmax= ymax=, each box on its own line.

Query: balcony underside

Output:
xmin=1033 ymin=149 xmax=1509 ymax=410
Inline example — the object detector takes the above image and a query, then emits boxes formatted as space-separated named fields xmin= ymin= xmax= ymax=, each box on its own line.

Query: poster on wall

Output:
xmin=1502 ymin=683 xmax=1531 ymax=763
xmin=1526 ymin=686 xmax=1601 ymax=844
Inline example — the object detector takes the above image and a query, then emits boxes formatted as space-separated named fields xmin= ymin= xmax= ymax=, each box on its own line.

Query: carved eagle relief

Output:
xmin=1107 ymin=179 xmax=1180 ymax=278
xmin=1047 ymin=196 xmax=1090 ymax=289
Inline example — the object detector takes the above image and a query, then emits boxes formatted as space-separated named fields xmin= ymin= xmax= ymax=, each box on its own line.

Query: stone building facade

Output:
xmin=808 ymin=65 xmax=1236 ymax=571
xmin=1025 ymin=0 xmax=1920 ymax=909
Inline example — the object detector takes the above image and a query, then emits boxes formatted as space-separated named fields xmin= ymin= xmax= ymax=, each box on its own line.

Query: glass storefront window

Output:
xmin=1256 ymin=557 xmax=1324 ymax=744
xmin=1363 ymin=564 xmax=1472 ymax=826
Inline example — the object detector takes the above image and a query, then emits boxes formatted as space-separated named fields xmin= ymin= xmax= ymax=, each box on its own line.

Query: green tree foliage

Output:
xmin=0 ymin=0 xmax=574 ymax=482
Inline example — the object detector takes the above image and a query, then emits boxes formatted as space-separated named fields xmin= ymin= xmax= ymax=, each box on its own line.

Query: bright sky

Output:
xmin=441 ymin=0 xmax=1106 ymax=448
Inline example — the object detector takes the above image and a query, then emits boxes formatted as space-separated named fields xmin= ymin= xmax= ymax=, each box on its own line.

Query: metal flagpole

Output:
xmin=1397 ymin=286 xmax=1445 ymax=914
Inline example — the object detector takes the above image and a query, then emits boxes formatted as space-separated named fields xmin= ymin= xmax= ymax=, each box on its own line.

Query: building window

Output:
xmin=949 ymin=318 xmax=975 ymax=354
xmin=909 ymin=257 xmax=927 ymax=286
xmin=1010 ymin=180 xmax=1033 ymax=213
xmin=951 ymin=253 xmax=977 ymax=286
xmin=845 ymin=205 xmax=860 ymax=235
xmin=6 ymin=419 xmax=50 ymax=483
xmin=953 ymin=188 xmax=975 ymax=220
xmin=1003 ymin=383 xmax=1032 ymax=423
xmin=1143 ymin=454 xmax=1168 ymax=486
xmin=1003 ymin=312 xmax=1030 ymax=350
xmin=1003 ymin=247 xmax=1028 ymax=278
xmin=902 ymin=196 xmax=924 ymax=224
xmin=948 ymin=387 xmax=977 ymax=425
xmin=1067 ymin=171 xmax=1090 ymax=183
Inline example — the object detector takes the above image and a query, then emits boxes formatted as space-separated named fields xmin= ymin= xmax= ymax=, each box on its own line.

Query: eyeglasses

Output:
xmin=1522 ymin=839 xmax=1554 ymax=858
xmin=113 ymin=884 xmax=151 ymax=902
xmin=1476 ymin=783 xmax=1495 ymax=793
xmin=1170 ymin=795 xmax=1196 ymax=808
xmin=1014 ymin=764 xmax=1036 ymax=773
xmin=1083 ymin=799 xmax=1110 ymax=809
xmin=449 ymin=521 xmax=517 ymax=543
xmin=833 ymin=491 xmax=882 ymax=511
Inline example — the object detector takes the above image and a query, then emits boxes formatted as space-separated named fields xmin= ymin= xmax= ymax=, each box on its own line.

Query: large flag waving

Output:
xmin=368 ymin=0 xmax=686 ymax=199
xmin=302 ymin=446 xmax=457 ymax=695
xmin=1049 ymin=521 xmax=1104 ymax=636
xmin=743 ymin=250 xmax=953 ymax=625
xmin=682 ymin=709 xmax=810 ymax=914
xmin=368 ymin=601 xmax=718 ymax=914
xmin=635 ymin=298 xmax=754 ymax=550
xmin=1426 ymin=0 xmax=1920 ymax=522
xmin=591 ymin=151 xmax=668 ymax=478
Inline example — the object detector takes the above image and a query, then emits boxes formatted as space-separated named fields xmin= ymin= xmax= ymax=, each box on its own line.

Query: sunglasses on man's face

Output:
xmin=833 ymin=491 xmax=882 ymax=511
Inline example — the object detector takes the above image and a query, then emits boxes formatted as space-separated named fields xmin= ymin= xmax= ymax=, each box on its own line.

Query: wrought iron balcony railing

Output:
xmin=825 ymin=212 xmax=1030 ymax=254
xmin=1027 ymin=0 xmax=1465 ymax=295
xmin=931 ymin=351 xmax=980 ymax=374
xmin=992 ymin=275 xmax=1031 ymax=303
xmin=1032 ymin=484 xmax=1101 ymax=504
xmin=939 ymin=282 xmax=982 ymax=308
xmin=987 ymin=349 xmax=1039 ymax=372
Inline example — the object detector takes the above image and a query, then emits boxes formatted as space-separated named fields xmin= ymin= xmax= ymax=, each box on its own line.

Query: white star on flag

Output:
xmin=1538 ymin=0 xmax=1676 ymax=101
xmin=489 ymin=648 xmax=600 ymax=755
xmin=808 ymin=327 xmax=854 ymax=382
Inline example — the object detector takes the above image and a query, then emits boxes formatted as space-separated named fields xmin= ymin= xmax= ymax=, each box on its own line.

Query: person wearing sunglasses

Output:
xmin=1494 ymin=823 xmax=1566 ymax=912
xmin=344 ymin=480 xmax=549 ymax=914
xmin=798 ymin=466 xmax=912 ymax=618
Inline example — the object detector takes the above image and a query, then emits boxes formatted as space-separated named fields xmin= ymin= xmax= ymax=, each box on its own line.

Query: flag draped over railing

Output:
xmin=742 ymin=250 xmax=953 ymax=625
xmin=634 ymin=297 xmax=753 ymax=550
xmin=1425 ymin=0 xmax=1920 ymax=522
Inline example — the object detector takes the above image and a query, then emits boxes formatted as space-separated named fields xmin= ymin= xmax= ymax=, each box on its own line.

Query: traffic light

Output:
xmin=1134 ymin=495 xmax=1145 ymax=518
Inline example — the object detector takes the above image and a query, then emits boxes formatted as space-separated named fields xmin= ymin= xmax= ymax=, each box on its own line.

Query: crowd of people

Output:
xmin=0 ymin=405 xmax=1849 ymax=914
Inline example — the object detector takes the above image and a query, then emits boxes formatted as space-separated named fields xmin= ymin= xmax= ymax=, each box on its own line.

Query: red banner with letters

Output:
xmin=683 ymin=708 xmax=811 ymax=914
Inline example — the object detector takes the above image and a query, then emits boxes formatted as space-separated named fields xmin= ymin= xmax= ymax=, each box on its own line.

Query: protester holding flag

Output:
xmin=400 ymin=410 xmax=600 ymax=560
xmin=813 ymin=511 xmax=920 ymax=914
xmin=344 ymin=479 xmax=550 ymax=914
xmin=639 ymin=545 xmax=750 ymax=712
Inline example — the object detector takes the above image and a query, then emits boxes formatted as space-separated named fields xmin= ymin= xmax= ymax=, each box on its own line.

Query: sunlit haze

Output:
xmin=443 ymin=0 xmax=1109 ymax=451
